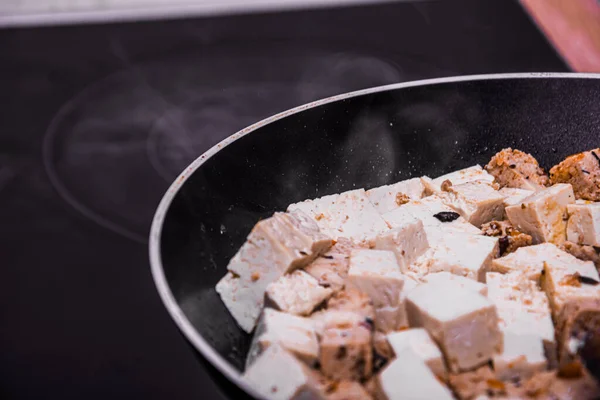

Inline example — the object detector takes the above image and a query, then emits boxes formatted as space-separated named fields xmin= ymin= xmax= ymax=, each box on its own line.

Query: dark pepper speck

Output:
xmin=433 ymin=212 xmax=460 ymax=222
xmin=373 ymin=352 xmax=388 ymax=372
xmin=323 ymin=255 xmax=334 ymax=259
xmin=336 ymin=346 xmax=347 ymax=360
xmin=592 ymin=151 xmax=600 ymax=166
xmin=578 ymin=275 xmax=600 ymax=285
xmin=355 ymin=358 xmax=366 ymax=377
xmin=499 ymin=236 xmax=510 ymax=256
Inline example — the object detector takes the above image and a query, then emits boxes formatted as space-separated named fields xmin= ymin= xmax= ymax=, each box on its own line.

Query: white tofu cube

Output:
xmin=383 ymin=196 xmax=469 ymax=230
xmin=495 ymin=308 xmax=556 ymax=364
xmin=505 ymin=183 xmax=575 ymax=244
xmin=387 ymin=328 xmax=447 ymax=380
xmin=491 ymin=243 xmax=564 ymax=282
xmin=499 ymin=187 xmax=535 ymax=216
xmin=542 ymin=249 xmax=600 ymax=321
xmin=288 ymin=189 xmax=389 ymax=245
xmin=382 ymin=196 xmax=480 ymax=247
xmin=216 ymin=272 xmax=264 ymax=333
xmin=375 ymin=348 xmax=454 ymax=400
xmin=347 ymin=249 xmax=404 ymax=309
xmin=420 ymin=196 xmax=485 ymax=223
xmin=225 ymin=219 xmax=290 ymax=283
xmin=265 ymin=270 xmax=333 ymax=316
xmin=437 ymin=181 xmax=506 ymax=227
xmin=421 ymin=223 xmax=482 ymax=250
xmin=405 ymin=282 xmax=502 ymax=372
xmin=486 ymin=272 xmax=556 ymax=368
xmin=246 ymin=309 xmax=319 ymax=369
xmin=286 ymin=193 xmax=339 ymax=219
xmin=366 ymin=177 xmax=426 ymax=214
xmin=284 ymin=209 xmax=336 ymax=256
xmin=242 ymin=344 xmax=327 ymax=400
xmin=220 ymin=211 xmax=333 ymax=332
xmin=421 ymin=271 xmax=488 ymax=296
xmin=493 ymin=331 xmax=547 ymax=380
xmin=374 ymin=218 xmax=429 ymax=273
xmin=425 ymin=165 xmax=496 ymax=194
xmin=419 ymin=232 xmax=499 ymax=282
xmin=542 ymin=251 xmax=600 ymax=362
xmin=256 ymin=211 xmax=333 ymax=276
xmin=487 ymin=273 xmax=554 ymax=321
xmin=567 ymin=202 xmax=600 ymax=246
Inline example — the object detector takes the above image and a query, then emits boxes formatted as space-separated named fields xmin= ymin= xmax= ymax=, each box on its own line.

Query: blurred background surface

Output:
xmin=1 ymin=0 xmax=597 ymax=399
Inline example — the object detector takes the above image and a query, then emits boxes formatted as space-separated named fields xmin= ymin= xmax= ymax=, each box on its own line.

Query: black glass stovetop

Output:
xmin=0 ymin=1 xmax=567 ymax=399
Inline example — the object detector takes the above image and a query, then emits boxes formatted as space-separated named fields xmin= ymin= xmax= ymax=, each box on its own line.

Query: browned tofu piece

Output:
xmin=557 ymin=308 xmax=600 ymax=366
xmin=363 ymin=378 xmax=377 ymax=399
xmin=327 ymin=289 xmax=376 ymax=322
xmin=563 ymin=241 xmax=600 ymax=271
xmin=326 ymin=381 xmax=373 ymax=400
xmin=481 ymin=220 xmax=533 ymax=256
xmin=304 ymin=238 xmax=367 ymax=292
xmin=373 ymin=331 xmax=394 ymax=361
xmin=542 ymin=253 xmax=600 ymax=364
xmin=515 ymin=370 xmax=556 ymax=398
xmin=550 ymin=148 xmax=600 ymax=201
xmin=319 ymin=324 xmax=373 ymax=381
xmin=311 ymin=289 xmax=375 ymax=340
xmin=509 ymin=364 xmax=600 ymax=400
xmin=550 ymin=364 xmax=600 ymax=400
xmin=372 ymin=331 xmax=393 ymax=373
xmin=317 ymin=289 xmax=375 ymax=381
xmin=448 ymin=366 xmax=507 ymax=400
xmin=485 ymin=148 xmax=549 ymax=191
xmin=450 ymin=364 xmax=600 ymax=399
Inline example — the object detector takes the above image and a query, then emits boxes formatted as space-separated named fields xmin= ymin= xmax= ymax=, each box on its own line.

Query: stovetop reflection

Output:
xmin=0 ymin=0 xmax=568 ymax=398
xmin=42 ymin=49 xmax=438 ymax=242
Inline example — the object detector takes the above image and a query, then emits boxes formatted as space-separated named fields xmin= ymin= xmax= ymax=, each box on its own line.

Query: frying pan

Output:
xmin=150 ymin=73 xmax=600 ymax=398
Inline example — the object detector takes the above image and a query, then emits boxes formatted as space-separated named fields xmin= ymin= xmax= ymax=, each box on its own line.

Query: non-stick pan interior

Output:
xmin=158 ymin=76 xmax=600 ymax=372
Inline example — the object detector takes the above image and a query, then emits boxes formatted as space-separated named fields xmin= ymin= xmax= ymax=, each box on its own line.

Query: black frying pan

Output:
xmin=150 ymin=73 xmax=600 ymax=398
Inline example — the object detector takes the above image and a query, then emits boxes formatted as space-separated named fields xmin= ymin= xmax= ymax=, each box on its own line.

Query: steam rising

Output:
xmin=43 ymin=51 xmax=404 ymax=242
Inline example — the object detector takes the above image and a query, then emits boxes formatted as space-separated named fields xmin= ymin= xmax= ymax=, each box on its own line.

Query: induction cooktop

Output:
xmin=0 ymin=1 xmax=567 ymax=399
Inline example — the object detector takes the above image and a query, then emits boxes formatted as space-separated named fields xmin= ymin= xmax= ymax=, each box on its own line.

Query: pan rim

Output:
xmin=149 ymin=72 xmax=600 ymax=398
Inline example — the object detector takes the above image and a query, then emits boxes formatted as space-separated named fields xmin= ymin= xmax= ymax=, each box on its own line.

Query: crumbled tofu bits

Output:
xmin=216 ymin=148 xmax=600 ymax=399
